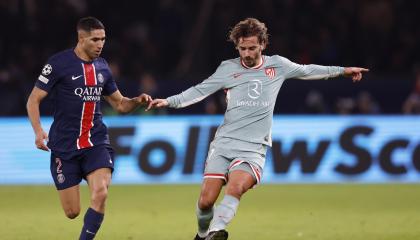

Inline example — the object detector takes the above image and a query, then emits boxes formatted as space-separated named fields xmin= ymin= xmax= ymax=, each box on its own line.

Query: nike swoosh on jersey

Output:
xmin=233 ymin=73 xmax=242 ymax=78
xmin=72 ymin=75 xmax=83 ymax=80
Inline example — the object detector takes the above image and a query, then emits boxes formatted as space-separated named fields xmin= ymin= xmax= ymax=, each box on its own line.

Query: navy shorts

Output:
xmin=50 ymin=145 xmax=115 ymax=190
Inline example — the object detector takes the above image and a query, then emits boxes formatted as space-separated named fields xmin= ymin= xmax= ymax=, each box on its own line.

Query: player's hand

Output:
xmin=343 ymin=67 xmax=369 ymax=82
xmin=35 ymin=130 xmax=49 ymax=151
xmin=146 ymin=99 xmax=169 ymax=111
xmin=136 ymin=93 xmax=153 ymax=106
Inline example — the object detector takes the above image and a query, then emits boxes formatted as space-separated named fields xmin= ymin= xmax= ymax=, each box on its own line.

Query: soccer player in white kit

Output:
xmin=147 ymin=18 xmax=368 ymax=240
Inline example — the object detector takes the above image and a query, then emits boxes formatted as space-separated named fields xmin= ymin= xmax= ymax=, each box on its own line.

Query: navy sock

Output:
xmin=79 ymin=208 xmax=104 ymax=240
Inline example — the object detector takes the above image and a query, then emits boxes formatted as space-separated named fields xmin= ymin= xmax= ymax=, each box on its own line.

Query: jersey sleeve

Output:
xmin=167 ymin=61 xmax=229 ymax=108
xmin=276 ymin=56 xmax=345 ymax=80
xmin=35 ymin=57 xmax=64 ymax=92
xmin=102 ymin=61 xmax=118 ymax=96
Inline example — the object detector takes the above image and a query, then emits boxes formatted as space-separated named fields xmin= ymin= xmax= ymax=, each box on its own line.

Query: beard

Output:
xmin=90 ymin=50 xmax=101 ymax=59
xmin=243 ymin=57 xmax=256 ymax=67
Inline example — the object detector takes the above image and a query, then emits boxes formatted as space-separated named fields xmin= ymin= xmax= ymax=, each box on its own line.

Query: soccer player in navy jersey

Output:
xmin=26 ymin=17 xmax=152 ymax=240
xmin=148 ymin=18 xmax=369 ymax=240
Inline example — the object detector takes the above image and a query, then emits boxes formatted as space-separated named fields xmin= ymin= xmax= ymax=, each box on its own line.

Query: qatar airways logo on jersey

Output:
xmin=74 ymin=87 xmax=103 ymax=102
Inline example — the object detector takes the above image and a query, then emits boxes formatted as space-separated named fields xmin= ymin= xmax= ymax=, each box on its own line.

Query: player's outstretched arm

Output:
xmin=146 ymin=99 xmax=169 ymax=111
xmin=343 ymin=67 xmax=370 ymax=82
xmin=27 ymin=87 xmax=49 ymax=151
xmin=104 ymin=90 xmax=152 ymax=114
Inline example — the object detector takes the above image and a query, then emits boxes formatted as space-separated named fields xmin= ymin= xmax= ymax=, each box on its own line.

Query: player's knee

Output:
xmin=91 ymin=186 xmax=108 ymax=204
xmin=64 ymin=208 xmax=80 ymax=219
xmin=226 ymin=182 xmax=249 ymax=198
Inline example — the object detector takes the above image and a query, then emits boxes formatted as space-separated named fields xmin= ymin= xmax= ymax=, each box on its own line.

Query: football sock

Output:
xmin=79 ymin=208 xmax=104 ymax=240
xmin=209 ymin=194 xmax=239 ymax=231
xmin=196 ymin=203 xmax=214 ymax=237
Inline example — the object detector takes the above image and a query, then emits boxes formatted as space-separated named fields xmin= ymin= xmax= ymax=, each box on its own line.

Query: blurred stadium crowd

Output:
xmin=0 ymin=0 xmax=419 ymax=116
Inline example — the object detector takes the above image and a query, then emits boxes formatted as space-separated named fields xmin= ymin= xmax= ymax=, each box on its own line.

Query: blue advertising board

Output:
xmin=0 ymin=116 xmax=419 ymax=184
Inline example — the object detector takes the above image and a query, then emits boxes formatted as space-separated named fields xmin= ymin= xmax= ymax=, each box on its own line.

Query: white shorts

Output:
xmin=203 ymin=144 xmax=265 ymax=185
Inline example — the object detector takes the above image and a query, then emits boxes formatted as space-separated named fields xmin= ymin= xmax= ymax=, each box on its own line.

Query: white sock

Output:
xmin=196 ymin=203 xmax=214 ymax=237
xmin=209 ymin=195 xmax=239 ymax=232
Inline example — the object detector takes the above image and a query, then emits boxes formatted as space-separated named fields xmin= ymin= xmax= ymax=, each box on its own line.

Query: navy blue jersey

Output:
xmin=35 ymin=49 xmax=118 ymax=152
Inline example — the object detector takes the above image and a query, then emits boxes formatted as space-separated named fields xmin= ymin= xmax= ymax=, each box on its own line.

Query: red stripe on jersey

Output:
xmin=77 ymin=102 xmax=95 ymax=149
xmin=83 ymin=63 xmax=97 ymax=86
xmin=77 ymin=63 xmax=97 ymax=149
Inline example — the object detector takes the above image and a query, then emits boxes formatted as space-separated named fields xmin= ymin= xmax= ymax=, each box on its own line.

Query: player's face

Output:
xmin=237 ymin=36 xmax=264 ymax=68
xmin=81 ymin=29 xmax=106 ymax=60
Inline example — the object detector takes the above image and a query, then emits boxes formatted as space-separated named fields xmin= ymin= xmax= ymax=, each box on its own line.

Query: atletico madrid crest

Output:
xmin=265 ymin=67 xmax=276 ymax=80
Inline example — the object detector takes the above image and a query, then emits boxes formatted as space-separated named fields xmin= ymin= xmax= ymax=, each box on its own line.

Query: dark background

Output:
xmin=1 ymin=0 xmax=419 ymax=116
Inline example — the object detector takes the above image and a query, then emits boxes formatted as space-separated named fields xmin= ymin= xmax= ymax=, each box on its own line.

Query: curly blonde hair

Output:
xmin=228 ymin=18 xmax=269 ymax=47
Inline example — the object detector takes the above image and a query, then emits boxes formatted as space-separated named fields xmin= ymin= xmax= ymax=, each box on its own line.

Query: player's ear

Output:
xmin=261 ymin=41 xmax=266 ymax=51
xmin=77 ymin=30 xmax=84 ymax=43
xmin=77 ymin=30 xmax=89 ymax=42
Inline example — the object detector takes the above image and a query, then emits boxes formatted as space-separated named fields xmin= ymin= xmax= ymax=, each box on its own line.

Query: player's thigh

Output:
xmin=226 ymin=170 xmax=255 ymax=192
xmin=82 ymin=145 xmax=114 ymax=190
xmin=229 ymin=158 xmax=263 ymax=185
xmin=58 ymin=185 xmax=81 ymax=215
xmin=226 ymin=162 xmax=261 ymax=195
xmin=86 ymin=167 xmax=112 ymax=192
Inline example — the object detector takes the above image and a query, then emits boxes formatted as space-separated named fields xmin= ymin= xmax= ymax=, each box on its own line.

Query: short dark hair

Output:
xmin=77 ymin=17 xmax=105 ymax=32
xmin=228 ymin=18 xmax=269 ymax=47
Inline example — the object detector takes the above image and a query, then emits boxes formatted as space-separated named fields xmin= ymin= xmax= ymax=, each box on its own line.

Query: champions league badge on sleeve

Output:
xmin=42 ymin=64 xmax=52 ymax=76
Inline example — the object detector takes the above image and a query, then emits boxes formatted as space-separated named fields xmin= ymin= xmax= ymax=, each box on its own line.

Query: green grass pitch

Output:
xmin=0 ymin=184 xmax=419 ymax=240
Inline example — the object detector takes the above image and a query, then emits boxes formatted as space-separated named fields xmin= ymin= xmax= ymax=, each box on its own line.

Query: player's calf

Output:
xmin=196 ymin=203 xmax=214 ymax=239
xmin=198 ymin=178 xmax=224 ymax=209
xmin=79 ymin=208 xmax=104 ymax=240
xmin=208 ymin=195 xmax=239 ymax=233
